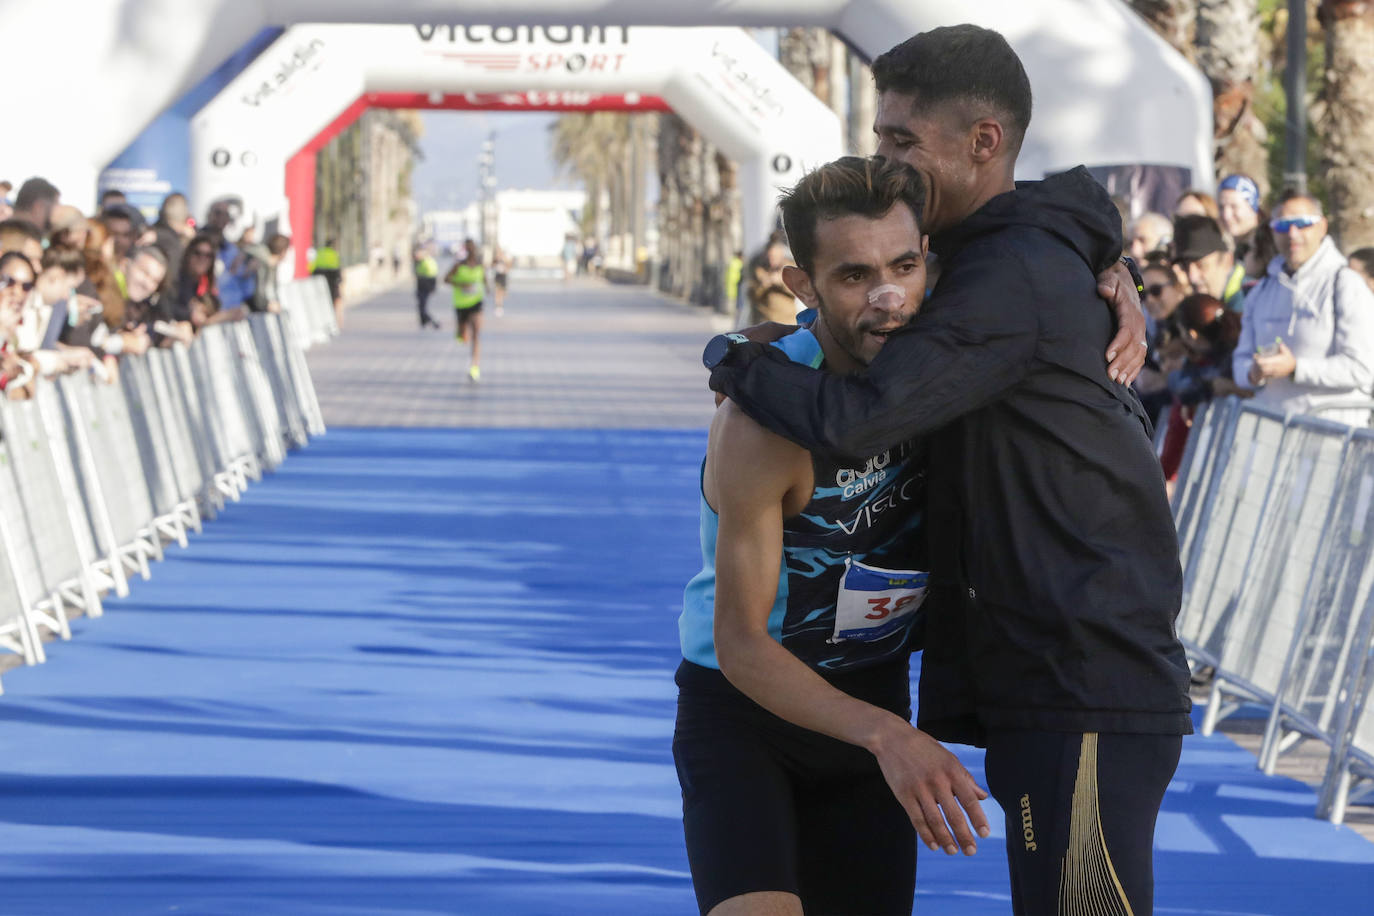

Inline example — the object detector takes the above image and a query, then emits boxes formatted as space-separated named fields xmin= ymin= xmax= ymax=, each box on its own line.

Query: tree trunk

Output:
xmin=849 ymin=53 xmax=877 ymax=156
xmin=1197 ymin=0 xmax=1270 ymax=191
xmin=779 ymin=28 xmax=834 ymax=107
xmin=1128 ymin=0 xmax=1198 ymax=59
xmin=1320 ymin=1 xmax=1374 ymax=250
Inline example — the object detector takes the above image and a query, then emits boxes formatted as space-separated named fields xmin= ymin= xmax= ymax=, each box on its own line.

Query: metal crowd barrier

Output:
xmin=1174 ymin=399 xmax=1374 ymax=823
xmin=0 ymin=306 xmax=325 ymax=694
xmin=278 ymin=275 xmax=340 ymax=350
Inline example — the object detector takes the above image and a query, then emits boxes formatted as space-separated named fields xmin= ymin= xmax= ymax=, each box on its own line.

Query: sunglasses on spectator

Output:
xmin=1145 ymin=284 xmax=1168 ymax=298
xmin=0 ymin=275 xmax=34 ymax=292
xmin=1270 ymin=215 xmax=1321 ymax=234
xmin=188 ymin=248 xmax=214 ymax=258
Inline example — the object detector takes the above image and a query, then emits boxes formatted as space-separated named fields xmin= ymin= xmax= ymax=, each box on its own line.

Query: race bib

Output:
xmin=830 ymin=557 xmax=928 ymax=644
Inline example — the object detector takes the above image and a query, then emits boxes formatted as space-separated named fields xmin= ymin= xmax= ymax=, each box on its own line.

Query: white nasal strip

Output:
xmin=830 ymin=556 xmax=928 ymax=644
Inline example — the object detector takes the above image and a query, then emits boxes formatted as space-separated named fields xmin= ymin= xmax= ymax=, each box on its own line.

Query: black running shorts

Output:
xmin=984 ymin=729 xmax=1182 ymax=916
xmin=672 ymin=659 xmax=916 ymax=916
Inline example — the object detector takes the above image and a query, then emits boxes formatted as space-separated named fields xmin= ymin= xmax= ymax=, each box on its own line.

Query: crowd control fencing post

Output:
xmin=1259 ymin=427 xmax=1374 ymax=773
xmin=121 ymin=357 xmax=191 ymax=548
xmin=1174 ymin=397 xmax=1243 ymax=593
xmin=1176 ymin=405 xmax=1288 ymax=670
xmin=0 ymin=418 xmax=52 ymax=667
xmin=1200 ymin=412 xmax=1351 ymax=736
xmin=1316 ymin=603 xmax=1374 ymax=824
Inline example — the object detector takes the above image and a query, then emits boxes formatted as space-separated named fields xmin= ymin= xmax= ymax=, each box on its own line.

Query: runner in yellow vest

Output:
xmin=444 ymin=238 xmax=486 ymax=382
xmin=414 ymin=244 xmax=440 ymax=329
xmin=310 ymin=238 xmax=344 ymax=327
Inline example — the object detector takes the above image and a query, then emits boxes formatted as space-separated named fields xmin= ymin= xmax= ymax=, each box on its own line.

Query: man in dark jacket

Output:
xmin=707 ymin=25 xmax=1190 ymax=916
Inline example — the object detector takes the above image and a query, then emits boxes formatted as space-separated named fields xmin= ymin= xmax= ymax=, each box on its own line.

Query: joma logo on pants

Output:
xmin=1020 ymin=794 xmax=1037 ymax=851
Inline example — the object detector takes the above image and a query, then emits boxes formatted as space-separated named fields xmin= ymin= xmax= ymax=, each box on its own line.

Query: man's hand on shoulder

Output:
xmin=1097 ymin=260 xmax=1147 ymax=386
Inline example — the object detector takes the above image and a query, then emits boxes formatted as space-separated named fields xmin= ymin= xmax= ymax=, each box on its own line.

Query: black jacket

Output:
xmin=710 ymin=167 xmax=1192 ymax=744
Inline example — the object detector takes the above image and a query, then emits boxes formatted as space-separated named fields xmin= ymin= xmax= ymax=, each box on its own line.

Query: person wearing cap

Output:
xmin=1233 ymin=189 xmax=1374 ymax=427
xmin=1174 ymin=214 xmax=1247 ymax=312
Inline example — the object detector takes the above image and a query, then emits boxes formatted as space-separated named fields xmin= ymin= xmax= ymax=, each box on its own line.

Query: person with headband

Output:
xmin=677 ymin=155 xmax=988 ymax=916
xmin=1218 ymin=173 xmax=1273 ymax=282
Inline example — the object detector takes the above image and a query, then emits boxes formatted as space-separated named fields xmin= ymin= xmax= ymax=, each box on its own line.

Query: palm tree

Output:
xmin=1197 ymin=0 xmax=1270 ymax=191
xmin=1128 ymin=0 xmax=1198 ymax=58
xmin=1319 ymin=0 xmax=1374 ymax=250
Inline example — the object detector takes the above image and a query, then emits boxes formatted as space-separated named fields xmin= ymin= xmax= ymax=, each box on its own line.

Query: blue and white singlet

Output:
xmin=680 ymin=327 xmax=928 ymax=673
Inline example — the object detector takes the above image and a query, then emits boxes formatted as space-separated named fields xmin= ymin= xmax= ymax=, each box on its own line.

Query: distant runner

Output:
xmin=445 ymin=238 xmax=485 ymax=383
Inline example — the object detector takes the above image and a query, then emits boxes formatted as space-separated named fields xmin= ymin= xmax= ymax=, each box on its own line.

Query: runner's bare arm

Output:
xmin=709 ymin=401 xmax=989 ymax=856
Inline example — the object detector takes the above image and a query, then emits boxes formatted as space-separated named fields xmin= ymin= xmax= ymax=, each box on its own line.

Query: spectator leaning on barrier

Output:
xmin=1233 ymin=189 xmax=1374 ymax=427
xmin=61 ymin=238 xmax=150 ymax=367
xmin=1350 ymin=248 xmax=1374 ymax=294
xmin=1174 ymin=215 xmax=1246 ymax=312
xmin=0 ymin=251 xmax=37 ymax=399
xmin=1136 ymin=256 xmax=1188 ymax=426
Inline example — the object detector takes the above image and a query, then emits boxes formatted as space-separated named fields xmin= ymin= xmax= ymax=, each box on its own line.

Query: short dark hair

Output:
xmin=100 ymin=188 xmax=126 ymax=204
xmin=872 ymin=25 xmax=1032 ymax=156
xmin=779 ymin=156 xmax=927 ymax=275
xmin=14 ymin=177 xmax=59 ymax=211
xmin=1350 ymin=247 xmax=1374 ymax=275
xmin=266 ymin=233 xmax=292 ymax=256
xmin=40 ymin=245 xmax=84 ymax=275
xmin=1275 ymin=187 xmax=1324 ymax=216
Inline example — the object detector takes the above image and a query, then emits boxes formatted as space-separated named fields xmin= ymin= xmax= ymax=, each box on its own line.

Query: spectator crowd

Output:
xmin=1125 ymin=174 xmax=1374 ymax=487
xmin=0 ymin=177 xmax=295 ymax=401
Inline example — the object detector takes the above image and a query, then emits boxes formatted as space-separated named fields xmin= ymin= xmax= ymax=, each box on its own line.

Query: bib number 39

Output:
xmin=830 ymin=557 xmax=928 ymax=644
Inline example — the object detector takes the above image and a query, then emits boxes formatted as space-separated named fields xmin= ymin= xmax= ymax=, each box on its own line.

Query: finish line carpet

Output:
xmin=0 ymin=428 xmax=1370 ymax=915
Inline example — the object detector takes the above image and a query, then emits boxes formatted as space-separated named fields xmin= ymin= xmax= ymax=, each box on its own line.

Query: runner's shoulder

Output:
xmin=708 ymin=399 xmax=810 ymax=497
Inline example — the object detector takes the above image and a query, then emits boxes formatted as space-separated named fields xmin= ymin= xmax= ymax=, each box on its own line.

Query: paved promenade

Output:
xmin=307 ymin=277 xmax=726 ymax=429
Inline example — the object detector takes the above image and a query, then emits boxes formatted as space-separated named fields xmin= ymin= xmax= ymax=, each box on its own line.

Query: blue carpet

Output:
xmin=0 ymin=428 xmax=1370 ymax=915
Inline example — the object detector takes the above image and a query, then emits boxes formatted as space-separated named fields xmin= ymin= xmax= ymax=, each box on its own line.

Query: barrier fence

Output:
xmin=0 ymin=277 xmax=336 ymax=692
xmin=1173 ymin=397 xmax=1374 ymax=824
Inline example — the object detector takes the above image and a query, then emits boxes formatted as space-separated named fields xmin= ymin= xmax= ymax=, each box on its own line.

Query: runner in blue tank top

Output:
xmin=674 ymin=157 xmax=988 ymax=916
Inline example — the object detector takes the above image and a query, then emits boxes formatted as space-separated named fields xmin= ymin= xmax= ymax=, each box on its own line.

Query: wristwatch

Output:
xmin=703 ymin=333 xmax=751 ymax=370
xmin=1119 ymin=256 xmax=1145 ymax=296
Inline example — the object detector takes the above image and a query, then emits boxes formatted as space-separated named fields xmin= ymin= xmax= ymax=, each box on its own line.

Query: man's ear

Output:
xmin=920 ymin=234 xmax=930 ymax=259
xmin=782 ymin=265 xmax=818 ymax=306
xmin=971 ymin=118 xmax=1004 ymax=163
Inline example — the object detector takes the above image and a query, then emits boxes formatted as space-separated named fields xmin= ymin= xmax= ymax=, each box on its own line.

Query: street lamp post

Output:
xmin=478 ymin=132 xmax=496 ymax=251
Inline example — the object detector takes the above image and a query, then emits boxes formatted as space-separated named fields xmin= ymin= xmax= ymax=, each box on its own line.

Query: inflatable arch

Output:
xmin=188 ymin=24 xmax=846 ymax=272
xmin=4 ymin=0 xmax=1211 ymax=220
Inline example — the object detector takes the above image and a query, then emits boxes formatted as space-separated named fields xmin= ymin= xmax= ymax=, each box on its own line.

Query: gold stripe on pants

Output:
xmin=1058 ymin=733 xmax=1133 ymax=916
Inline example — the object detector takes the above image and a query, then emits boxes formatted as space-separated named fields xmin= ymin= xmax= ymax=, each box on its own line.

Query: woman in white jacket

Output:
xmin=1233 ymin=191 xmax=1374 ymax=427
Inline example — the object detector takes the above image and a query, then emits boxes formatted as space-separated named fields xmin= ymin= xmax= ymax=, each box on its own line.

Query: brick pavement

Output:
xmin=306 ymin=277 xmax=730 ymax=429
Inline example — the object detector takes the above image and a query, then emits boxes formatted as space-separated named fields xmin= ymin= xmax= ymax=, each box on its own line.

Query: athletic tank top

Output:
xmin=679 ymin=328 xmax=928 ymax=673
xmin=451 ymin=263 xmax=485 ymax=309
xmin=416 ymin=256 xmax=438 ymax=279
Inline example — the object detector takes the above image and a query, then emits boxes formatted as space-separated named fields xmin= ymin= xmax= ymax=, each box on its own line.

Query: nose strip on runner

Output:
xmin=868 ymin=284 xmax=906 ymax=310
